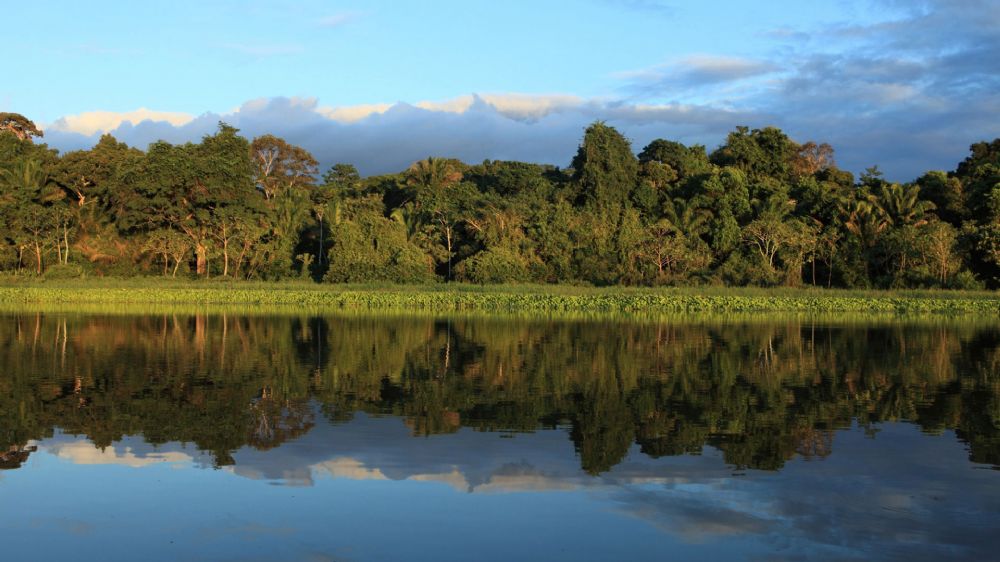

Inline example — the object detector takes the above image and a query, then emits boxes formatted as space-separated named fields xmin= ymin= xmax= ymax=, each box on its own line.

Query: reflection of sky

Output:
xmin=4 ymin=417 xmax=999 ymax=562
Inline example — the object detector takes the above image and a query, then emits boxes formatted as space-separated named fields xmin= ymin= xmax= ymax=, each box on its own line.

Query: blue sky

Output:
xmin=5 ymin=0 xmax=998 ymax=180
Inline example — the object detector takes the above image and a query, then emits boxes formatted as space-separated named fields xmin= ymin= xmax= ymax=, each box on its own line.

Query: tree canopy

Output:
xmin=0 ymin=115 xmax=998 ymax=289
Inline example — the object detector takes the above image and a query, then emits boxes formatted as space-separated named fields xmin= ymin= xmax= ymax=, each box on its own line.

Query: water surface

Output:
xmin=2 ymin=312 xmax=999 ymax=561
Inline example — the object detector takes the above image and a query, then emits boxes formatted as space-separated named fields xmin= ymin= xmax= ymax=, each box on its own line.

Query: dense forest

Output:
xmin=2 ymin=111 xmax=999 ymax=288
xmin=2 ymin=314 xmax=998 ymax=473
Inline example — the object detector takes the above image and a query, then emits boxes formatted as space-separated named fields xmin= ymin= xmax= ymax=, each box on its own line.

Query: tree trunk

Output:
xmin=34 ymin=242 xmax=42 ymax=275
xmin=445 ymin=226 xmax=453 ymax=281
xmin=196 ymin=243 xmax=207 ymax=276
xmin=63 ymin=223 xmax=70 ymax=265
xmin=317 ymin=216 xmax=323 ymax=265
xmin=223 ymin=239 xmax=229 ymax=278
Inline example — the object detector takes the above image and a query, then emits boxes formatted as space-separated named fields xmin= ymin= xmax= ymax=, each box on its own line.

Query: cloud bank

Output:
xmin=40 ymin=0 xmax=1000 ymax=181
xmin=45 ymin=94 xmax=751 ymax=178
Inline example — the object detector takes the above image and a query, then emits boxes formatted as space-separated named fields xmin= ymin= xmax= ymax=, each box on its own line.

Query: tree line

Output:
xmin=2 ymin=313 xmax=998 ymax=473
xmin=2 ymin=111 xmax=999 ymax=288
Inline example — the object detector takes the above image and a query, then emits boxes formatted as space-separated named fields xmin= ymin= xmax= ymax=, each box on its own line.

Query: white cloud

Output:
xmin=316 ymin=102 xmax=393 ymax=123
xmin=618 ymin=54 xmax=780 ymax=97
xmin=48 ymin=440 xmax=192 ymax=468
xmin=313 ymin=457 xmax=389 ymax=480
xmin=42 ymin=93 xmax=749 ymax=177
xmin=478 ymin=93 xmax=587 ymax=121
xmin=48 ymin=108 xmax=195 ymax=136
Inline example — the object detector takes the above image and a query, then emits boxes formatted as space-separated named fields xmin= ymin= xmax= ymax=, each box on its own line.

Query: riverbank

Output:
xmin=0 ymin=280 xmax=998 ymax=314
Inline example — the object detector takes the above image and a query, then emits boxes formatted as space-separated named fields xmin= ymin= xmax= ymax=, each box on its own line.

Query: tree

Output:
xmin=404 ymin=157 xmax=464 ymax=193
xmin=322 ymin=163 xmax=363 ymax=195
xmin=641 ymin=212 xmax=711 ymax=282
xmin=744 ymin=216 xmax=786 ymax=271
xmin=872 ymin=183 xmax=936 ymax=227
xmin=843 ymin=198 xmax=888 ymax=281
xmin=920 ymin=222 xmax=960 ymax=286
xmin=915 ymin=171 xmax=966 ymax=225
xmin=639 ymin=139 xmax=711 ymax=182
xmin=324 ymin=196 xmax=436 ymax=283
xmin=571 ymin=122 xmax=638 ymax=212
xmin=113 ymin=123 xmax=258 ymax=277
xmin=691 ymin=167 xmax=750 ymax=258
xmin=790 ymin=141 xmax=835 ymax=178
xmin=249 ymin=135 xmax=318 ymax=200
xmin=55 ymin=134 xmax=139 ymax=209
xmin=779 ymin=219 xmax=819 ymax=286
xmin=0 ymin=158 xmax=66 ymax=273
xmin=310 ymin=163 xmax=361 ymax=268
xmin=710 ymin=126 xmax=796 ymax=183
xmin=0 ymin=113 xmax=43 ymax=142
xmin=142 ymin=229 xmax=190 ymax=277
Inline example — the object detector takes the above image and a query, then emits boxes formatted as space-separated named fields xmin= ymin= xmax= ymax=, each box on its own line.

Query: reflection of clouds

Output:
xmin=48 ymin=440 xmax=192 ymax=468
xmin=227 ymin=464 xmax=315 ymax=487
xmin=609 ymin=426 xmax=1000 ymax=561
xmin=616 ymin=486 xmax=776 ymax=542
xmin=310 ymin=458 xmax=579 ymax=493
xmin=313 ymin=457 xmax=388 ymax=481
xmin=25 ymin=418 xmax=1000 ymax=560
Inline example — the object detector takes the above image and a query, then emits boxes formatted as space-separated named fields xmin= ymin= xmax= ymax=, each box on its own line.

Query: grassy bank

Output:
xmin=0 ymin=279 xmax=998 ymax=315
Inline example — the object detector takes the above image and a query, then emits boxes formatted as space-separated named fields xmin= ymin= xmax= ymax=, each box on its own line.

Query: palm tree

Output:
xmin=871 ymin=183 xmax=936 ymax=227
xmin=0 ymin=159 xmax=63 ymax=204
xmin=404 ymin=157 xmax=463 ymax=190
xmin=643 ymin=198 xmax=712 ymax=280
xmin=844 ymin=199 xmax=889 ymax=248
xmin=662 ymin=197 xmax=710 ymax=237
xmin=0 ymin=159 xmax=67 ymax=273
xmin=390 ymin=202 xmax=425 ymax=242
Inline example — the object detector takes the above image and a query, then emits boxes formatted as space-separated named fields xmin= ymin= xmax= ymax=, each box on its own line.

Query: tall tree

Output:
xmin=249 ymin=135 xmax=318 ymax=200
xmin=571 ymin=122 xmax=638 ymax=212
xmin=0 ymin=159 xmax=66 ymax=273
xmin=0 ymin=113 xmax=43 ymax=142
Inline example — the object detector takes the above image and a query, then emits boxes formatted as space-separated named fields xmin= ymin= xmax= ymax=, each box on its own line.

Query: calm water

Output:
xmin=2 ymin=312 xmax=999 ymax=561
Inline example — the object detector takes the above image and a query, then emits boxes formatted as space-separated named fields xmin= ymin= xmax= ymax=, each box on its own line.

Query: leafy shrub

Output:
xmin=457 ymin=247 xmax=535 ymax=284
xmin=42 ymin=264 xmax=86 ymax=280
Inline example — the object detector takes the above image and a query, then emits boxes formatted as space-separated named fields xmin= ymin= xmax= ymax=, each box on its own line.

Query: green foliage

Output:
xmin=710 ymin=126 xmax=796 ymax=183
xmin=40 ymin=263 xmax=85 ymax=280
xmin=1 ymin=282 xmax=999 ymax=315
xmin=324 ymin=196 xmax=437 ymax=283
xmin=571 ymin=122 xmax=638 ymax=212
xmin=457 ymin=246 xmax=535 ymax=284
xmin=0 ymin=115 xmax=997 ymax=290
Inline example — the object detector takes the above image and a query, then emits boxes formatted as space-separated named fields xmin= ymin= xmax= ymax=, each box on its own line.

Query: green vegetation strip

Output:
xmin=1 ymin=284 xmax=999 ymax=314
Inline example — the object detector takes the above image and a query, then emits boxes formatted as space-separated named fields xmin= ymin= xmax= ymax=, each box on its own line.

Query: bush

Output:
xmin=457 ymin=247 xmax=535 ymax=284
xmin=949 ymin=270 xmax=985 ymax=291
xmin=42 ymin=264 xmax=86 ymax=280
xmin=324 ymin=197 xmax=437 ymax=284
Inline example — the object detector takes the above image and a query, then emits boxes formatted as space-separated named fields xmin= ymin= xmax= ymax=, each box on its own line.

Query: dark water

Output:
xmin=2 ymin=312 xmax=999 ymax=561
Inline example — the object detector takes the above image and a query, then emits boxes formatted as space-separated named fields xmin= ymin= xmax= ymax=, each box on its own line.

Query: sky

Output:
xmin=5 ymin=0 xmax=998 ymax=180
xmin=12 ymin=419 xmax=1000 ymax=560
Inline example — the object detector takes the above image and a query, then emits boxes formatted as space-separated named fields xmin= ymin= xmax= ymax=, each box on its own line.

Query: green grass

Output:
xmin=0 ymin=278 xmax=998 ymax=315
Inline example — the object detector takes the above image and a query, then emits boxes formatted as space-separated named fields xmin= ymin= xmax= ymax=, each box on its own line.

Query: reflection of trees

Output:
xmin=0 ymin=445 xmax=37 ymax=470
xmin=0 ymin=312 xmax=998 ymax=473
xmin=248 ymin=388 xmax=315 ymax=450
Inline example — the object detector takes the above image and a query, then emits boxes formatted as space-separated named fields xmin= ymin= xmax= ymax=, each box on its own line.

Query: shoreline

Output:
xmin=1 ymin=282 xmax=998 ymax=315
